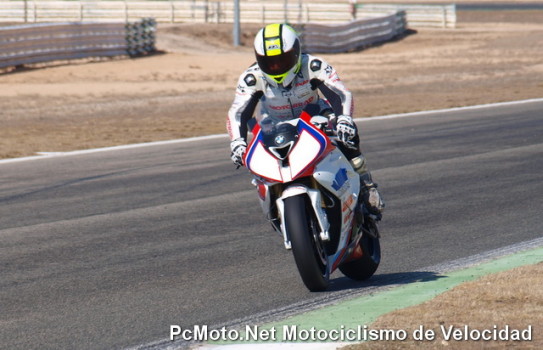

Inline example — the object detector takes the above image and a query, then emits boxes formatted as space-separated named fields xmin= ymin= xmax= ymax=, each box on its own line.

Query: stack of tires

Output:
xmin=126 ymin=18 xmax=156 ymax=57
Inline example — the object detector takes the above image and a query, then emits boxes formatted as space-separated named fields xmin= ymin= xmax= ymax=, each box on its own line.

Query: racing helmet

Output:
xmin=254 ymin=23 xmax=302 ymax=87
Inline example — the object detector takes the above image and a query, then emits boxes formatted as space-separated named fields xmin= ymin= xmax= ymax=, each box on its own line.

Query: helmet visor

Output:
xmin=256 ymin=41 xmax=300 ymax=76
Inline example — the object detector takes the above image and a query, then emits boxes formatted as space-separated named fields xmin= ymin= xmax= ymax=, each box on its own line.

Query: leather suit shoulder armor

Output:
xmin=310 ymin=59 xmax=322 ymax=72
xmin=244 ymin=73 xmax=257 ymax=86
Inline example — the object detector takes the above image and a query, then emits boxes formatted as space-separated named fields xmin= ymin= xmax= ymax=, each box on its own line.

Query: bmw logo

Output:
xmin=275 ymin=135 xmax=286 ymax=145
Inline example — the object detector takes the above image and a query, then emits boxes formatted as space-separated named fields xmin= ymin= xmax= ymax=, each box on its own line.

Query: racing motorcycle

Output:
xmin=243 ymin=110 xmax=381 ymax=291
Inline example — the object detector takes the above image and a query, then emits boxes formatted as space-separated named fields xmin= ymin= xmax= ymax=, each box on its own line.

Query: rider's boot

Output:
xmin=350 ymin=156 xmax=385 ymax=219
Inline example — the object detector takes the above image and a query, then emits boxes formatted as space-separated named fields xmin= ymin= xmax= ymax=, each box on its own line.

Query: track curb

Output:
xmin=196 ymin=242 xmax=543 ymax=349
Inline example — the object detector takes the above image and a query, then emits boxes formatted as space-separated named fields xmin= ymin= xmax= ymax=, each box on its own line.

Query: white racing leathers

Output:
xmin=227 ymin=53 xmax=384 ymax=215
xmin=227 ymin=54 xmax=354 ymax=143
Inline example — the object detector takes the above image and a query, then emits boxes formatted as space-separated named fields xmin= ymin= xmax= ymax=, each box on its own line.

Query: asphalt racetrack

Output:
xmin=1 ymin=100 xmax=542 ymax=349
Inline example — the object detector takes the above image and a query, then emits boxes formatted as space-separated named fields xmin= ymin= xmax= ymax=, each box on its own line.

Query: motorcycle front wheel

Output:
xmin=284 ymin=195 xmax=329 ymax=292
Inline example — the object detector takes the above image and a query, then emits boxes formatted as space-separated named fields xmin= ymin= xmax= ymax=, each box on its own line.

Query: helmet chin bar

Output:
xmin=264 ymin=62 xmax=301 ymax=88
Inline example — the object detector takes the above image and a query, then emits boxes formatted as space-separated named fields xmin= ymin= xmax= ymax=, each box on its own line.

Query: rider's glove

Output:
xmin=336 ymin=115 xmax=356 ymax=145
xmin=230 ymin=138 xmax=247 ymax=167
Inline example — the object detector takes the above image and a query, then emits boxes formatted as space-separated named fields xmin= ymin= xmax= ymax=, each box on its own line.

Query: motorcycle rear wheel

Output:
xmin=339 ymin=220 xmax=381 ymax=281
xmin=285 ymin=195 xmax=329 ymax=292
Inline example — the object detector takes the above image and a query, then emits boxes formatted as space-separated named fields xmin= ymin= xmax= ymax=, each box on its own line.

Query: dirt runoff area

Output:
xmin=1 ymin=10 xmax=543 ymax=159
xmin=343 ymin=262 xmax=543 ymax=350
xmin=1 ymin=7 xmax=543 ymax=349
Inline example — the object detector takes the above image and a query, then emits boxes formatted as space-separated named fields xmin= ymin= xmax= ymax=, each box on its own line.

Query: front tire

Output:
xmin=285 ymin=195 xmax=329 ymax=291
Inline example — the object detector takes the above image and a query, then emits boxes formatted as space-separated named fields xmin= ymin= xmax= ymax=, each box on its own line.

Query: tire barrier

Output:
xmin=126 ymin=17 xmax=156 ymax=57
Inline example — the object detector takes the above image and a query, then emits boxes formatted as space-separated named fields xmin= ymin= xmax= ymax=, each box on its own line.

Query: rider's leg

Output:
xmin=336 ymin=132 xmax=385 ymax=215
xmin=349 ymin=153 xmax=385 ymax=215
xmin=308 ymin=102 xmax=385 ymax=215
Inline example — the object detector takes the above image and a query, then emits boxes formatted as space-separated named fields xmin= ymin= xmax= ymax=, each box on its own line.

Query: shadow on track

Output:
xmin=326 ymin=271 xmax=445 ymax=292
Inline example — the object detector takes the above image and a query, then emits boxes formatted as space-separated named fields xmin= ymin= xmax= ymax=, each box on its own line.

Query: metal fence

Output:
xmin=0 ymin=18 xmax=156 ymax=69
xmin=299 ymin=11 xmax=407 ymax=53
xmin=0 ymin=1 xmax=456 ymax=28
xmin=358 ymin=3 xmax=456 ymax=28
xmin=0 ymin=8 xmax=408 ymax=70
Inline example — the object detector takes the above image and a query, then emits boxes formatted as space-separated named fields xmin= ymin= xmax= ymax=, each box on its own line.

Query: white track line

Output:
xmin=0 ymin=134 xmax=227 ymax=165
xmin=354 ymin=97 xmax=543 ymax=122
xmin=2 ymin=98 xmax=542 ymax=165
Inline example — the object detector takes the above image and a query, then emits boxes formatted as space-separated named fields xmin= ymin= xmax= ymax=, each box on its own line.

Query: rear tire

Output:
xmin=339 ymin=220 xmax=381 ymax=281
xmin=285 ymin=195 xmax=329 ymax=291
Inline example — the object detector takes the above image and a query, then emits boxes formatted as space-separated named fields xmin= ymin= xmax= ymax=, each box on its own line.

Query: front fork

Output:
xmin=275 ymin=185 xmax=330 ymax=250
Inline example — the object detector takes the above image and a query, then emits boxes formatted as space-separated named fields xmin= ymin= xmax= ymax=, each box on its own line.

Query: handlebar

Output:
xmin=311 ymin=117 xmax=357 ymax=150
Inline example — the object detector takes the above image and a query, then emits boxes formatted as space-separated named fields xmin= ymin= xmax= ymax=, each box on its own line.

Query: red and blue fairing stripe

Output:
xmin=244 ymin=111 xmax=335 ymax=182
xmin=291 ymin=115 xmax=334 ymax=179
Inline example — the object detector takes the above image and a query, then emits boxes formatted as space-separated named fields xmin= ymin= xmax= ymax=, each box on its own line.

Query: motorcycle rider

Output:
xmin=227 ymin=23 xmax=384 ymax=215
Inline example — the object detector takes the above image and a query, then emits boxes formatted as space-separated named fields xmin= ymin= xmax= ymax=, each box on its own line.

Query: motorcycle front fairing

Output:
xmin=245 ymin=115 xmax=334 ymax=248
xmin=244 ymin=115 xmax=333 ymax=183
xmin=244 ymin=113 xmax=361 ymax=269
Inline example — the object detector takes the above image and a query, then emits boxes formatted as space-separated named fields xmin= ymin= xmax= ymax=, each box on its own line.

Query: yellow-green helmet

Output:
xmin=254 ymin=23 xmax=302 ymax=87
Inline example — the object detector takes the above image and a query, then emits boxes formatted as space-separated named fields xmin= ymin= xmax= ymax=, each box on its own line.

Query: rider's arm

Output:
xmin=227 ymin=66 xmax=264 ymax=141
xmin=307 ymin=57 xmax=354 ymax=118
